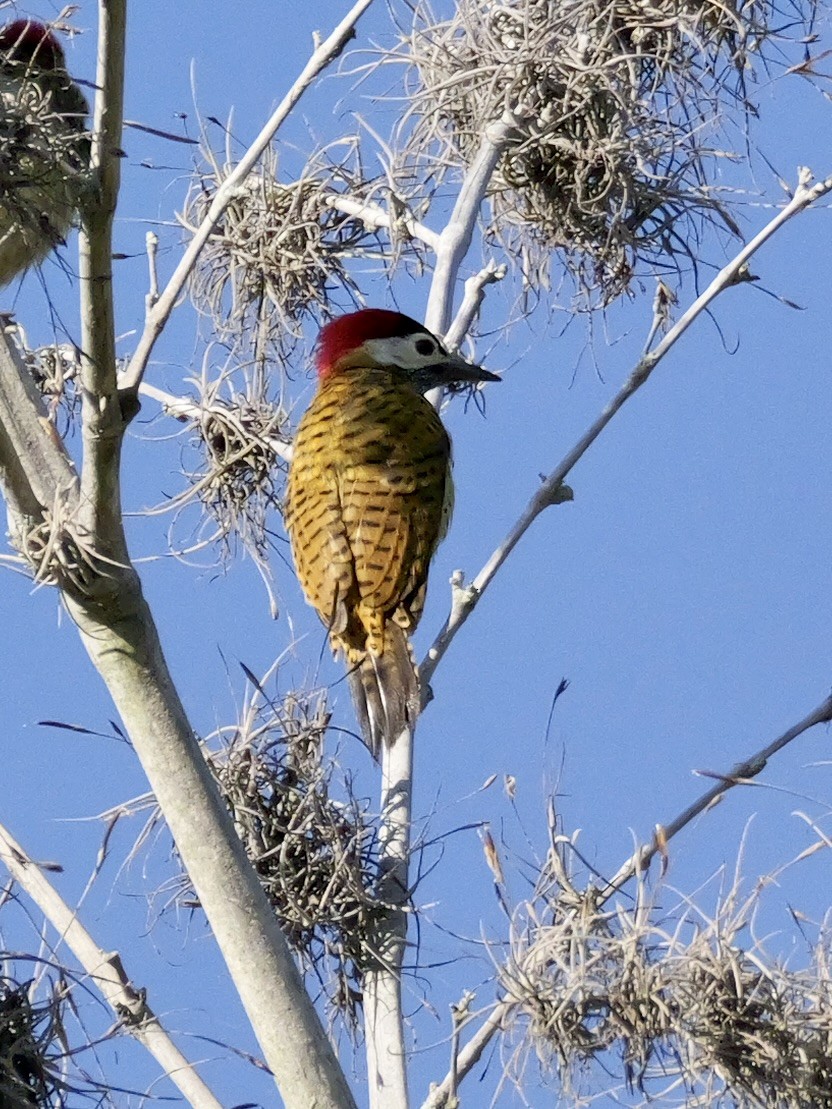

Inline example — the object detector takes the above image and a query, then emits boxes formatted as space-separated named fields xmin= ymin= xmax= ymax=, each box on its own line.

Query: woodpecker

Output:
xmin=0 ymin=19 xmax=89 ymax=287
xmin=285 ymin=309 xmax=499 ymax=758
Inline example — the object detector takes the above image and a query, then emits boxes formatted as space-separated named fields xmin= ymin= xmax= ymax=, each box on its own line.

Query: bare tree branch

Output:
xmin=424 ymin=112 xmax=518 ymax=339
xmin=422 ymin=1002 xmax=511 ymax=1109
xmin=76 ymin=0 xmax=127 ymax=554
xmin=0 ymin=3 xmax=361 ymax=1099
xmin=120 ymin=0 xmax=376 ymax=395
xmin=411 ymin=167 xmax=832 ymax=1108
xmin=420 ymin=167 xmax=832 ymax=689
xmin=1 ymin=2 xmax=826 ymax=1104
xmin=325 ymin=193 xmax=441 ymax=250
xmin=444 ymin=261 xmax=507 ymax=351
xmin=60 ymin=580 xmax=357 ymax=1106
xmin=364 ymin=738 xmax=413 ymax=1109
xmin=418 ymin=691 xmax=832 ymax=1108
xmin=597 ymin=690 xmax=832 ymax=903
xmin=0 ymin=820 xmax=225 ymax=1109
xmin=362 ymin=114 xmax=514 ymax=1109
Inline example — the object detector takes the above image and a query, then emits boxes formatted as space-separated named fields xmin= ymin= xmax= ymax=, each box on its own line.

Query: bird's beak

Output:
xmin=438 ymin=350 xmax=501 ymax=386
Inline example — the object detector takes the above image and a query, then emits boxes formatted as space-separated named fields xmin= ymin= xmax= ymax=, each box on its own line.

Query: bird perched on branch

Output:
xmin=0 ymin=19 xmax=89 ymax=287
xmin=285 ymin=309 xmax=499 ymax=758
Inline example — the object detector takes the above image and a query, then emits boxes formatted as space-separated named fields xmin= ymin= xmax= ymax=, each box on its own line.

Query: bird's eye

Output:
xmin=414 ymin=338 xmax=436 ymax=357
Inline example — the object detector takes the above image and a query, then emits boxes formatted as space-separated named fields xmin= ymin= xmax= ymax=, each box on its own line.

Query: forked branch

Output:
xmin=0 ymin=5 xmax=362 ymax=1103
xmin=120 ymin=0 xmax=376 ymax=394
xmin=421 ymin=168 xmax=832 ymax=687
xmin=417 ymin=167 xmax=832 ymax=1107
xmin=422 ymin=1001 xmax=512 ymax=1109
xmin=424 ymin=111 xmax=518 ymax=337
xmin=0 ymin=821 xmax=224 ymax=1109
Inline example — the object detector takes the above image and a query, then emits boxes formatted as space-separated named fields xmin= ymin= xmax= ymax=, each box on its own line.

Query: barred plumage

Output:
xmin=285 ymin=310 xmax=498 ymax=757
xmin=0 ymin=20 xmax=89 ymax=287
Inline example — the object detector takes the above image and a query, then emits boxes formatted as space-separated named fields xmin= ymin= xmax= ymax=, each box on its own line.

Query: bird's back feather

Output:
xmin=285 ymin=366 xmax=452 ymax=756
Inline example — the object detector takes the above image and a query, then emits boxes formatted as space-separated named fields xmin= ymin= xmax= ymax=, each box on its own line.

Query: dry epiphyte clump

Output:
xmin=0 ymin=966 xmax=119 ymax=1105
xmin=0 ymin=978 xmax=49 ymax=1107
xmin=130 ymin=686 xmax=388 ymax=1031
xmin=205 ymin=692 xmax=387 ymax=1033
xmin=26 ymin=342 xmax=81 ymax=429
xmin=0 ymin=971 xmax=85 ymax=1107
xmin=0 ymin=19 xmax=89 ymax=287
xmin=184 ymin=378 xmax=286 ymax=559
xmin=501 ymin=873 xmax=832 ymax=1104
xmin=183 ymin=143 xmax=378 ymax=358
xmin=402 ymin=0 xmax=816 ymax=302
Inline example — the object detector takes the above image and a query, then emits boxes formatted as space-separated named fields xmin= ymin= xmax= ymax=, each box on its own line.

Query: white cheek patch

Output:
xmin=364 ymin=335 xmax=441 ymax=370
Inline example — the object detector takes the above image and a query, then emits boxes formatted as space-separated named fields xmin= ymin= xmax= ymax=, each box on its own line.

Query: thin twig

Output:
xmin=0 ymin=820 xmax=225 ymax=1109
xmin=145 ymin=230 xmax=159 ymax=311
xmin=420 ymin=167 xmax=832 ymax=687
xmin=120 ymin=0 xmax=376 ymax=394
xmin=597 ymin=691 xmax=832 ymax=903
xmin=444 ymin=261 xmax=507 ymax=351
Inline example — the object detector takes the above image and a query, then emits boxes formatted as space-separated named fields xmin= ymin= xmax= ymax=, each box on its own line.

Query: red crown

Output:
xmin=316 ymin=309 xmax=428 ymax=378
xmin=0 ymin=20 xmax=64 ymax=69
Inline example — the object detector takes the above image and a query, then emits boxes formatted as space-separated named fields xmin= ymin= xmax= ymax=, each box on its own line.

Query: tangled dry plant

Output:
xmin=17 ymin=500 xmax=95 ymax=592
xmin=22 ymin=342 xmax=81 ymax=434
xmin=396 ymin=0 xmax=818 ymax=304
xmin=0 ymin=974 xmax=53 ymax=1108
xmin=182 ymin=136 xmax=384 ymax=362
xmin=208 ymin=689 xmax=388 ymax=1033
xmin=498 ymin=827 xmax=832 ymax=1106
xmin=137 ymin=345 xmax=292 ymax=571
xmin=177 ymin=361 xmax=288 ymax=562
xmin=0 ymin=960 xmax=113 ymax=1108
xmin=0 ymin=22 xmax=88 ymax=286
xmin=121 ymin=682 xmax=387 ymax=1035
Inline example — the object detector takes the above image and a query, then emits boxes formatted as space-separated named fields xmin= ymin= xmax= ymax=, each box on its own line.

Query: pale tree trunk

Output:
xmin=0 ymin=323 xmax=356 ymax=1109
xmin=364 ymin=734 xmax=413 ymax=1108
xmin=0 ymin=0 xmax=382 ymax=1102
xmin=361 ymin=113 xmax=515 ymax=1109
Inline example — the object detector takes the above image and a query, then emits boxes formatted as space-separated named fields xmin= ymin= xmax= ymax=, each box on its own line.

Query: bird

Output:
xmin=285 ymin=309 xmax=499 ymax=759
xmin=0 ymin=19 xmax=89 ymax=287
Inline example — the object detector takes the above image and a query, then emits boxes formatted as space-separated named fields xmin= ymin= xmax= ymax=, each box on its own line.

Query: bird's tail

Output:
xmin=347 ymin=624 xmax=420 ymax=761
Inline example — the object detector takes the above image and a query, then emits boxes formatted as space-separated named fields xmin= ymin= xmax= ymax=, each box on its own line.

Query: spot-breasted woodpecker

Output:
xmin=0 ymin=19 xmax=88 ymax=287
xmin=285 ymin=309 xmax=499 ymax=758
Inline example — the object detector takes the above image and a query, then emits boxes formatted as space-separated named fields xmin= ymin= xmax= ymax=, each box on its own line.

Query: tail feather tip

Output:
xmin=346 ymin=625 xmax=420 ymax=759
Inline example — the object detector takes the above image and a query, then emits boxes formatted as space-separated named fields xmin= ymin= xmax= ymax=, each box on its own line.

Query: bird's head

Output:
xmin=315 ymin=309 xmax=500 ymax=394
xmin=0 ymin=20 xmax=67 ymax=71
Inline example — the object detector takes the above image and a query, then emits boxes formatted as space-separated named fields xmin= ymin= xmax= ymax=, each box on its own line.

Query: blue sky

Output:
xmin=2 ymin=0 xmax=832 ymax=1105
